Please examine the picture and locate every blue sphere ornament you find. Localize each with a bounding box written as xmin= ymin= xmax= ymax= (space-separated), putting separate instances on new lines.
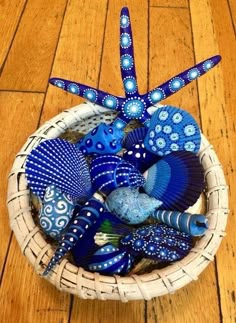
xmin=144 ymin=105 xmax=201 ymax=156
xmin=88 ymin=243 xmax=134 ymax=275
xmin=106 ymin=188 xmax=162 ymax=224
xmin=90 ymin=154 xmax=145 ymax=196
xmin=76 ymin=123 xmax=124 ymax=155
xmin=120 ymin=224 xmax=193 ymax=262
xmin=49 ymin=7 xmax=221 ymax=130
xmin=39 ymin=185 xmax=75 ymax=239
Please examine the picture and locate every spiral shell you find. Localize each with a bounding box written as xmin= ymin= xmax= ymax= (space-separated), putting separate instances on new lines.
xmin=90 ymin=154 xmax=145 ymax=195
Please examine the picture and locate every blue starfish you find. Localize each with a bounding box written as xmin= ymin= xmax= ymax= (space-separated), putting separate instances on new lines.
xmin=49 ymin=7 xmax=221 ymax=130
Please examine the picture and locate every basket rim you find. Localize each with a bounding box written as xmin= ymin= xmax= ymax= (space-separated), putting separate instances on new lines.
xmin=7 ymin=102 xmax=229 ymax=301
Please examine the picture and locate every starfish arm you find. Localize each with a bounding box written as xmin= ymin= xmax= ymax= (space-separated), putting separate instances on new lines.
xmin=139 ymin=109 xmax=152 ymax=128
xmin=141 ymin=55 xmax=222 ymax=107
xmin=49 ymin=77 xmax=125 ymax=110
xmin=110 ymin=112 xmax=131 ymax=130
xmin=120 ymin=7 xmax=139 ymax=98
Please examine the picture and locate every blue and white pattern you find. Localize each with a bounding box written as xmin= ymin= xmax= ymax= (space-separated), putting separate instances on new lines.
xmin=144 ymin=105 xmax=201 ymax=156
xmin=49 ymin=6 xmax=221 ymax=130
xmin=90 ymin=154 xmax=145 ymax=196
xmin=25 ymin=138 xmax=92 ymax=201
xmin=120 ymin=223 xmax=193 ymax=262
xmin=43 ymin=198 xmax=105 ymax=275
xmin=106 ymin=187 xmax=162 ymax=224
xmin=75 ymin=123 xmax=124 ymax=155
xmin=152 ymin=210 xmax=209 ymax=236
xmin=67 ymin=83 xmax=80 ymax=94
xmin=88 ymin=243 xmax=134 ymax=275
xmin=121 ymin=97 xmax=146 ymax=119
xmin=39 ymin=185 xmax=75 ymax=239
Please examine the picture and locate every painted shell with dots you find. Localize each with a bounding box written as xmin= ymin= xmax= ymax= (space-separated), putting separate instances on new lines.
xmin=89 ymin=154 xmax=145 ymax=196
xmin=43 ymin=198 xmax=105 ymax=276
xmin=88 ymin=243 xmax=134 ymax=275
xmin=25 ymin=138 xmax=92 ymax=201
xmin=144 ymin=105 xmax=201 ymax=156
xmin=120 ymin=223 xmax=193 ymax=262
xmin=76 ymin=123 xmax=124 ymax=155
xmin=39 ymin=185 xmax=75 ymax=239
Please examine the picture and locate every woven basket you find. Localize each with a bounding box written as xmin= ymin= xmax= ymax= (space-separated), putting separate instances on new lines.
xmin=7 ymin=102 xmax=229 ymax=301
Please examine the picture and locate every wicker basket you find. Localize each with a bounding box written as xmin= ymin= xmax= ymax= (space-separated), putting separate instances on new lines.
xmin=7 ymin=102 xmax=229 ymax=301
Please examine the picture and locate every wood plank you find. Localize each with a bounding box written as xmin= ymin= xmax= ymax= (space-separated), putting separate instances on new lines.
xmin=228 ymin=0 xmax=236 ymax=33
xmin=0 ymin=0 xmax=67 ymax=92
xmin=147 ymin=7 xmax=221 ymax=323
xmin=0 ymin=0 xmax=27 ymax=70
xmin=0 ymin=91 xmax=43 ymax=278
xmin=190 ymin=1 xmax=236 ymax=322
xmin=150 ymin=0 xmax=188 ymax=8
xmin=70 ymin=0 xmax=148 ymax=319
xmin=40 ymin=0 xmax=108 ymax=123
xmin=1 ymin=238 xmax=70 ymax=323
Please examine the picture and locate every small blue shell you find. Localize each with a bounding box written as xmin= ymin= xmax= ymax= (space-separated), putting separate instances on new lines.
xmin=76 ymin=123 xmax=124 ymax=155
xmin=39 ymin=185 xmax=75 ymax=239
xmin=106 ymin=188 xmax=162 ymax=224
xmin=123 ymin=142 xmax=160 ymax=173
xmin=122 ymin=127 xmax=147 ymax=149
xmin=88 ymin=243 xmax=134 ymax=275
xmin=144 ymin=105 xmax=201 ymax=156
xmin=120 ymin=223 xmax=193 ymax=262
xmin=25 ymin=138 xmax=92 ymax=202
xmin=90 ymin=154 xmax=145 ymax=195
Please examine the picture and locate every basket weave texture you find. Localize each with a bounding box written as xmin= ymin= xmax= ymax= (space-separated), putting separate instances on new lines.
xmin=7 ymin=102 xmax=229 ymax=301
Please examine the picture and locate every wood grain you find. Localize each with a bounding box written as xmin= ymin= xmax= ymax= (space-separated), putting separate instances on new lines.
xmin=228 ymin=0 xmax=236 ymax=33
xmin=40 ymin=0 xmax=108 ymax=123
xmin=147 ymin=7 xmax=220 ymax=323
xmin=0 ymin=91 xmax=43 ymax=279
xmin=0 ymin=0 xmax=67 ymax=92
xmin=150 ymin=0 xmax=188 ymax=8
xmin=0 ymin=0 xmax=27 ymax=71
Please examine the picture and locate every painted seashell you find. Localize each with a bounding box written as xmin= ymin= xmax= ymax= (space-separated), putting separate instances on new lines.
xmin=106 ymin=187 xmax=162 ymax=224
xmin=43 ymin=198 xmax=105 ymax=275
xmin=123 ymin=142 xmax=160 ymax=173
xmin=88 ymin=243 xmax=134 ymax=275
xmin=120 ymin=224 xmax=193 ymax=262
xmin=72 ymin=211 xmax=126 ymax=266
xmin=90 ymin=154 xmax=145 ymax=196
xmin=144 ymin=105 xmax=201 ymax=156
xmin=152 ymin=210 xmax=208 ymax=236
xmin=25 ymin=138 xmax=92 ymax=202
xmin=76 ymin=123 xmax=124 ymax=155
xmin=143 ymin=151 xmax=204 ymax=212
xmin=122 ymin=127 xmax=147 ymax=149
xmin=39 ymin=185 xmax=75 ymax=239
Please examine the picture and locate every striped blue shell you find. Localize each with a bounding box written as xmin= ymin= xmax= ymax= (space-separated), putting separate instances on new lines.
xmin=152 ymin=210 xmax=208 ymax=236
xmin=144 ymin=105 xmax=201 ymax=156
xmin=90 ymin=154 xmax=145 ymax=195
xmin=88 ymin=243 xmax=134 ymax=275
xmin=120 ymin=223 xmax=193 ymax=262
xmin=25 ymin=138 xmax=92 ymax=202
xmin=39 ymin=185 xmax=75 ymax=239
xmin=76 ymin=123 xmax=124 ymax=155
xmin=43 ymin=198 xmax=105 ymax=275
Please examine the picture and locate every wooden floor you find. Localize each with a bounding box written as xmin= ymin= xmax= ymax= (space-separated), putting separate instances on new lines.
xmin=0 ymin=0 xmax=235 ymax=322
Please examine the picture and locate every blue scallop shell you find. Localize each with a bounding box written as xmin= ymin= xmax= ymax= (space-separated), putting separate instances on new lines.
xmin=106 ymin=188 xmax=162 ymax=224
xmin=90 ymin=154 xmax=145 ymax=195
xmin=122 ymin=127 xmax=147 ymax=149
xmin=39 ymin=185 xmax=75 ymax=239
xmin=76 ymin=123 xmax=124 ymax=155
xmin=123 ymin=142 xmax=160 ymax=173
xmin=144 ymin=105 xmax=201 ymax=156
xmin=143 ymin=151 xmax=205 ymax=211
xmin=120 ymin=223 xmax=193 ymax=262
xmin=88 ymin=243 xmax=134 ymax=275
xmin=25 ymin=138 xmax=92 ymax=201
